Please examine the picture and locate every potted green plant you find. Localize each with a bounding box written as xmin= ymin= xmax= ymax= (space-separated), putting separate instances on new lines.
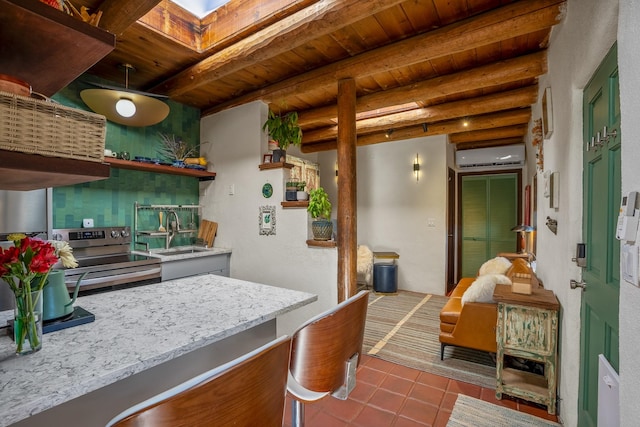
xmin=262 ymin=110 xmax=302 ymax=163
xmin=307 ymin=187 xmax=333 ymax=240
xmin=285 ymin=181 xmax=298 ymax=201
xmin=296 ymin=181 xmax=308 ymax=201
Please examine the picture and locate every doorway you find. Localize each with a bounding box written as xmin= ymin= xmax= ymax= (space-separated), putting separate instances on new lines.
xmin=457 ymin=171 xmax=521 ymax=279
xmin=578 ymin=43 xmax=620 ymax=426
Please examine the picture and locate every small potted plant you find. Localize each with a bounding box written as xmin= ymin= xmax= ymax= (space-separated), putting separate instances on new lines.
xmin=307 ymin=187 xmax=332 ymax=240
xmin=285 ymin=181 xmax=298 ymax=201
xmin=262 ymin=110 xmax=302 ymax=163
xmin=296 ymin=181 xmax=308 ymax=201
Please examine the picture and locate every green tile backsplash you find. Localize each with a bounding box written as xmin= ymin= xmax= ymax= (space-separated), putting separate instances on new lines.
xmin=51 ymin=75 xmax=202 ymax=243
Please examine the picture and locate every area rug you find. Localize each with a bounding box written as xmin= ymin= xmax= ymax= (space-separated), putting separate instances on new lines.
xmin=447 ymin=394 xmax=561 ymax=426
xmin=363 ymin=291 xmax=496 ymax=388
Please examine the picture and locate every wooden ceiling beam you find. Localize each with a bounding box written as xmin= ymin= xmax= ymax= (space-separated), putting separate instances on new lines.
xmin=204 ymin=0 xmax=564 ymax=116
xmin=152 ymin=0 xmax=407 ymax=96
xmin=301 ymin=109 xmax=531 ymax=153
xmin=302 ymin=85 xmax=538 ymax=143
xmin=299 ymin=51 xmax=545 ymax=128
xmin=97 ymin=0 xmax=162 ymax=36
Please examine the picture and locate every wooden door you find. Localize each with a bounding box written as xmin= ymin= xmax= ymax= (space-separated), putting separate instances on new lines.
xmin=579 ymin=43 xmax=620 ymax=426
xmin=446 ymin=168 xmax=456 ymax=294
xmin=458 ymin=172 xmax=520 ymax=278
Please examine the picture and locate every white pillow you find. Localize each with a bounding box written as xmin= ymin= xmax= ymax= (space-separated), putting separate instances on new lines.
xmin=478 ymin=256 xmax=512 ymax=276
xmin=461 ymin=274 xmax=512 ymax=305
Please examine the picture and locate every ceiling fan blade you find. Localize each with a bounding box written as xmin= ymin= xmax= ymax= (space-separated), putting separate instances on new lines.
xmin=86 ymin=81 xmax=169 ymax=99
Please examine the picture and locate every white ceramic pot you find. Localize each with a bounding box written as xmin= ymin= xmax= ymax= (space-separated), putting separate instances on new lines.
xmin=297 ymin=191 xmax=308 ymax=201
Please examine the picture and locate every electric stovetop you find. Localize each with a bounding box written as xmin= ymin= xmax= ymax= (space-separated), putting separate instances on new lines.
xmin=5 ymin=306 xmax=95 ymax=338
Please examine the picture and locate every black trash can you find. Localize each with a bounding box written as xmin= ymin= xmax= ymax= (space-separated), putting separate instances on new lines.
xmin=373 ymin=263 xmax=398 ymax=293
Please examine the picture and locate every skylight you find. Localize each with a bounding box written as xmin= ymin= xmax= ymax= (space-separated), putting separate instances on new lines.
xmin=171 ymin=0 xmax=231 ymax=18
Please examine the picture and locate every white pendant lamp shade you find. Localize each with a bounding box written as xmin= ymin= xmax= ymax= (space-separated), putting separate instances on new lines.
xmin=80 ymin=89 xmax=169 ymax=127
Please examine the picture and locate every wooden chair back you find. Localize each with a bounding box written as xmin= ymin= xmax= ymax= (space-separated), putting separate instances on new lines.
xmin=106 ymin=336 xmax=291 ymax=427
xmin=289 ymin=290 xmax=369 ymax=396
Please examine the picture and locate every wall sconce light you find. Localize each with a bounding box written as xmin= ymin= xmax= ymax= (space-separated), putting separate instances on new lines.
xmin=413 ymin=153 xmax=420 ymax=181
xmin=462 ymin=118 xmax=469 ymax=128
xmin=422 ymin=123 xmax=428 ymax=132
xmin=385 ymin=129 xmax=394 ymax=138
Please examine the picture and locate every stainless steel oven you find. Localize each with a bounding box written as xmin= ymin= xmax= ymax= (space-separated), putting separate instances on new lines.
xmin=52 ymin=226 xmax=161 ymax=293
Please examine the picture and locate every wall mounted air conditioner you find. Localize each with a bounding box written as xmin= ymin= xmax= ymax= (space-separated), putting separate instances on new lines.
xmin=455 ymin=144 xmax=525 ymax=169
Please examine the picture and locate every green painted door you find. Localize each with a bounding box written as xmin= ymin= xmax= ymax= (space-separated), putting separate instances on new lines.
xmin=579 ymin=43 xmax=620 ymax=426
xmin=460 ymin=173 xmax=518 ymax=278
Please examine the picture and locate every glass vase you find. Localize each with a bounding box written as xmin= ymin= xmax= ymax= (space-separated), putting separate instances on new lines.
xmin=14 ymin=289 xmax=43 ymax=355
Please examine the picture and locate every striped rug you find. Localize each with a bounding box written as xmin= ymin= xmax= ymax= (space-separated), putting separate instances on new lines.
xmin=447 ymin=394 xmax=561 ymax=426
xmin=363 ymin=291 xmax=496 ymax=388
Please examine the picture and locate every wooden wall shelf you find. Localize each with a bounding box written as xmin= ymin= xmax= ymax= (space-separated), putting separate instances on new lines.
xmin=259 ymin=162 xmax=294 ymax=170
xmin=1 ymin=0 xmax=116 ymax=96
xmin=306 ymin=240 xmax=337 ymax=248
xmin=106 ymin=158 xmax=216 ymax=181
xmin=282 ymin=201 xmax=308 ymax=208
xmin=0 ymin=150 xmax=110 ymax=191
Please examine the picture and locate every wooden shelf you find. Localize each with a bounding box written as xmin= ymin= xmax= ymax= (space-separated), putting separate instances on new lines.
xmin=1 ymin=0 xmax=116 ymax=96
xmin=282 ymin=201 xmax=308 ymax=208
xmin=0 ymin=150 xmax=110 ymax=191
xmin=106 ymin=158 xmax=216 ymax=181
xmin=259 ymin=162 xmax=294 ymax=170
xmin=306 ymin=239 xmax=337 ymax=248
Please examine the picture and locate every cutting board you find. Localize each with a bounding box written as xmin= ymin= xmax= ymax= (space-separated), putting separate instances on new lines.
xmin=197 ymin=220 xmax=217 ymax=248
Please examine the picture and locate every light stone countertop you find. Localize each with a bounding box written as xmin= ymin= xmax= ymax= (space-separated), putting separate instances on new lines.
xmin=0 ymin=274 xmax=316 ymax=427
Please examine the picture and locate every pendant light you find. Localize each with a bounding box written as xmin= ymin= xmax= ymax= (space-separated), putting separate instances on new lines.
xmin=80 ymin=64 xmax=170 ymax=127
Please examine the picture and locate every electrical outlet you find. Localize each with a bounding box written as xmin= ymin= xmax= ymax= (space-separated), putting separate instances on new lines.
xmin=227 ymin=184 xmax=235 ymax=195
xmin=82 ymin=218 xmax=94 ymax=228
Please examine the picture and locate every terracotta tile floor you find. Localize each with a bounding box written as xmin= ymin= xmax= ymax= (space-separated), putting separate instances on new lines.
xmin=283 ymin=354 xmax=559 ymax=427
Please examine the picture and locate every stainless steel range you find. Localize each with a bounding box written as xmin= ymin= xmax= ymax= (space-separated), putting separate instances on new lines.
xmin=52 ymin=226 xmax=161 ymax=293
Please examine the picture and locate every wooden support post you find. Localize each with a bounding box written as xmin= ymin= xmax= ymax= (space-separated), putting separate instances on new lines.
xmin=337 ymin=78 xmax=357 ymax=302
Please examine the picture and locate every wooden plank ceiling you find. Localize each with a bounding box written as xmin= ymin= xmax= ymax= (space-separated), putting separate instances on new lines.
xmin=75 ymin=0 xmax=566 ymax=152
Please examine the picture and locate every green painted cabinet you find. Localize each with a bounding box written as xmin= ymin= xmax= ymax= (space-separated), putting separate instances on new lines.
xmin=494 ymin=285 xmax=559 ymax=414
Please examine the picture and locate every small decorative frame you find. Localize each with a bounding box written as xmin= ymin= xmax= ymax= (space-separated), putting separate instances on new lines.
xmin=262 ymin=154 xmax=272 ymax=164
xmin=549 ymin=171 xmax=559 ymax=209
xmin=542 ymin=87 xmax=553 ymax=139
xmin=259 ymin=205 xmax=276 ymax=235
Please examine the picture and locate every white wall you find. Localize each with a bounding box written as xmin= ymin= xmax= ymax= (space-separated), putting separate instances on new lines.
xmin=199 ymin=101 xmax=337 ymax=335
xmin=530 ymin=0 xmax=618 ymax=425
xmin=316 ymin=136 xmax=449 ymax=295
xmin=618 ymin=1 xmax=640 ymax=425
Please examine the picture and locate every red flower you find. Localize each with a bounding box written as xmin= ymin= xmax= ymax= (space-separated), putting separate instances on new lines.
xmin=0 ymin=237 xmax=60 ymax=293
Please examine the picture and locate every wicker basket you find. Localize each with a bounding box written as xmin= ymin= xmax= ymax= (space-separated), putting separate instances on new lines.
xmin=0 ymin=91 xmax=106 ymax=162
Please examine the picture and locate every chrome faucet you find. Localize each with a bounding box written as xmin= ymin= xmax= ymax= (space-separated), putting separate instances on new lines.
xmin=166 ymin=210 xmax=181 ymax=248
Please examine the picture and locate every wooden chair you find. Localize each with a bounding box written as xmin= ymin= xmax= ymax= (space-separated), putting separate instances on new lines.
xmin=288 ymin=290 xmax=369 ymax=427
xmin=106 ymin=335 xmax=291 ymax=427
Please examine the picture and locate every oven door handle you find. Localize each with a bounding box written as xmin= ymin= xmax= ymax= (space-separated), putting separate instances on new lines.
xmin=71 ymin=267 xmax=162 ymax=286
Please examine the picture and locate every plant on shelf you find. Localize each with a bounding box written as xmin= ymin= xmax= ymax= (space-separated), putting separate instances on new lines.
xmin=158 ymin=133 xmax=199 ymax=167
xmin=307 ymin=187 xmax=333 ymax=240
xmin=296 ymin=181 xmax=308 ymax=201
xmin=262 ymin=110 xmax=302 ymax=163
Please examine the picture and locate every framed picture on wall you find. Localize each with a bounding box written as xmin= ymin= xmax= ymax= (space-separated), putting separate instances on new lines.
xmin=542 ymin=87 xmax=553 ymax=139
xmin=259 ymin=205 xmax=276 ymax=235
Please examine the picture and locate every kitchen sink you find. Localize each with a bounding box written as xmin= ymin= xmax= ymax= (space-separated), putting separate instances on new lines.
xmin=151 ymin=247 xmax=211 ymax=256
